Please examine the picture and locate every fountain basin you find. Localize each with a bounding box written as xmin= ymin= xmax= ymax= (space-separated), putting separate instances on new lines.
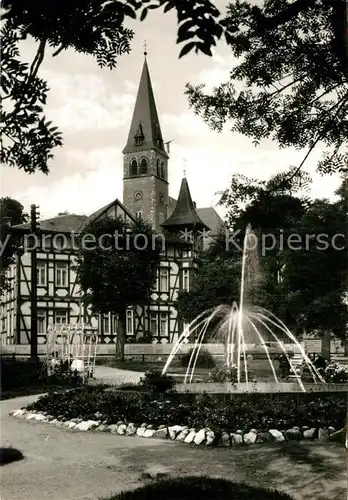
xmin=174 ymin=382 xmax=348 ymax=393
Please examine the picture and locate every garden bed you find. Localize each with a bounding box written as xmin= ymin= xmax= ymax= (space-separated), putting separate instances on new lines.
xmin=13 ymin=385 xmax=345 ymax=446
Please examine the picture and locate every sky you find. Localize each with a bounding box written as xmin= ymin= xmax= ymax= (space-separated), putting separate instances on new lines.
xmin=1 ymin=3 xmax=342 ymax=221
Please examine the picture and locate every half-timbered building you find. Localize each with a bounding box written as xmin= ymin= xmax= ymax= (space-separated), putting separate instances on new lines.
xmin=0 ymin=54 xmax=223 ymax=346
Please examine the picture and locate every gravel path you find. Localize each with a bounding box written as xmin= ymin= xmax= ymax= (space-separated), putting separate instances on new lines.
xmin=1 ymin=391 xmax=346 ymax=500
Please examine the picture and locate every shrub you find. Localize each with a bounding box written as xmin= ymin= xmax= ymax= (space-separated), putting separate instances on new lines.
xmin=0 ymin=356 xmax=82 ymax=396
xmin=180 ymin=348 xmax=216 ymax=369
xmin=0 ymin=357 xmax=43 ymax=391
xmin=208 ymin=365 xmax=241 ymax=383
xmin=104 ymin=476 xmax=294 ymax=500
xmin=324 ymin=362 xmax=348 ymax=383
xmin=138 ymin=370 xmax=176 ymax=393
xmin=0 ymin=447 xmax=24 ymax=466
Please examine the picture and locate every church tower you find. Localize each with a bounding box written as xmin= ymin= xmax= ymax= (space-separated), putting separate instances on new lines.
xmin=123 ymin=52 xmax=169 ymax=231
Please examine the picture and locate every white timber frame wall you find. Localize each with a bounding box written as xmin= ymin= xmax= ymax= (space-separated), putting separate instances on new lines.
xmin=0 ymin=201 xmax=198 ymax=346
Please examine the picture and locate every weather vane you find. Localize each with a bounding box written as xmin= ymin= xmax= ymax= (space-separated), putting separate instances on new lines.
xmin=143 ymin=40 xmax=147 ymax=57
xmin=183 ymin=158 xmax=187 ymax=177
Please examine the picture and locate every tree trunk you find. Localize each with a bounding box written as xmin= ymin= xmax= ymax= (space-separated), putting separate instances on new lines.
xmin=115 ymin=310 xmax=126 ymax=361
xmin=321 ymin=330 xmax=331 ymax=361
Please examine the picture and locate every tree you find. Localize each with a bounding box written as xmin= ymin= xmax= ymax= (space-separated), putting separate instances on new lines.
xmin=177 ymin=170 xmax=347 ymax=356
xmin=75 ymin=215 xmax=162 ymax=359
xmin=279 ymin=196 xmax=347 ymax=357
xmin=1 ymin=0 xmax=227 ymax=173
xmin=0 ymin=197 xmax=28 ymax=295
xmin=186 ymin=0 xmax=348 ymax=176
xmin=176 ymin=256 xmax=241 ymax=324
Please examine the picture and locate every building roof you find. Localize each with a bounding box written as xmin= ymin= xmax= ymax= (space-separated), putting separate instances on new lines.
xmin=162 ymin=177 xmax=209 ymax=231
xmin=13 ymin=199 xmax=135 ymax=234
xmin=168 ymin=197 xmax=223 ymax=235
xmin=196 ymin=207 xmax=224 ymax=234
xmin=122 ymin=58 xmax=168 ymax=157
xmin=13 ymin=214 xmax=87 ymax=233
xmin=77 ymin=199 xmax=134 ymax=231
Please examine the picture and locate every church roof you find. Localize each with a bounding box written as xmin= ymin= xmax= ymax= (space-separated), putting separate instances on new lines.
xmin=162 ymin=177 xmax=209 ymax=231
xmin=123 ymin=58 xmax=168 ymax=157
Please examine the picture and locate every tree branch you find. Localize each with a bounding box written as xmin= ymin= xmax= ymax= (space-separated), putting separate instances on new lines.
xmin=253 ymin=0 xmax=316 ymax=33
xmin=288 ymin=93 xmax=348 ymax=180
xmin=52 ymin=44 xmax=66 ymax=57
xmin=5 ymin=38 xmax=47 ymax=123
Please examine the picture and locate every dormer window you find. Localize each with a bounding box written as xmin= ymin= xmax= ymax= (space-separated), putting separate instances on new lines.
xmin=140 ymin=158 xmax=148 ymax=174
xmin=134 ymin=122 xmax=144 ymax=146
xmin=130 ymin=159 xmax=138 ymax=176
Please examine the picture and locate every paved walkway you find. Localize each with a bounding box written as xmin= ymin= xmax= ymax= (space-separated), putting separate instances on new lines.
xmin=1 ymin=394 xmax=346 ymax=500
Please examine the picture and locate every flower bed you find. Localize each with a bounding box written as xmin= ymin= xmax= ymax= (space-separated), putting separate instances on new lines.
xmin=9 ymin=385 xmax=344 ymax=446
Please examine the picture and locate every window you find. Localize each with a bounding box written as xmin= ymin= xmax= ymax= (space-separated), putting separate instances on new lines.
xmin=160 ymin=161 xmax=165 ymax=179
xmin=37 ymin=310 xmax=46 ymax=334
xmin=134 ymin=123 xmax=144 ymax=145
xmin=53 ymin=235 xmax=65 ymax=251
xmin=135 ymin=211 xmax=142 ymax=219
xmin=9 ymin=313 xmax=12 ymax=335
xmin=42 ymin=234 xmax=52 ymax=250
xmin=156 ymin=158 xmax=160 ymax=177
xmin=159 ymin=314 xmax=168 ymax=336
xmin=159 ymin=269 xmax=169 ymax=292
xmin=56 ymin=262 xmax=68 ymax=287
xmin=126 ymin=310 xmax=134 ymax=335
xmin=130 ymin=159 xmax=138 ymax=176
xmin=150 ymin=312 xmax=158 ymax=335
xmin=103 ymin=313 xmax=110 ymax=334
xmin=140 ymin=158 xmax=148 ymax=174
xmin=37 ymin=262 xmax=47 ymax=286
xmin=182 ymin=269 xmax=189 ymax=291
xmin=55 ymin=310 xmax=68 ymax=325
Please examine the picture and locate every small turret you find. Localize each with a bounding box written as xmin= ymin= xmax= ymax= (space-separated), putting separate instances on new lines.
xmin=161 ymin=177 xmax=208 ymax=233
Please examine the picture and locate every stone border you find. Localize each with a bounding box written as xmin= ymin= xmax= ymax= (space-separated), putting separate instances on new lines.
xmin=9 ymin=408 xmax=345 ymax=446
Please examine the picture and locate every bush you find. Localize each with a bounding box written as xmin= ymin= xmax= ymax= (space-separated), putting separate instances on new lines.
xmin=0 ymin=357 xmax=43 ymax=391
xmin=27 ymin=386 xmax=346 ymax=433
xmin=208 ymin=365 xmax=244 ymax=383
xmin=0 ymin=447 xmax=24 ymax=466
xmin=138 ymin=370 xmax=176 ymax=393
xmin=180 ymin=348 xmax=216 ymax=369
xmin=324 ymin=362 xmax=348 ymax=383
xmin=0 ymin=356 xmax=83 ymax=400
xmin=104 ymin=476 xmax=294 ymax=500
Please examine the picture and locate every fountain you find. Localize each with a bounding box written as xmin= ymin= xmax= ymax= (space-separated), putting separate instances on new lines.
xmin=162 ymin=224 xmax=326 ymax=392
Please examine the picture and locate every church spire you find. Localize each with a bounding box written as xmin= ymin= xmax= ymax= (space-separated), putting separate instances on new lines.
xmin=161 ymin=177 xmax=208 ymax=232
xmin=122 ymin=56 xmax=168 ymax=157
